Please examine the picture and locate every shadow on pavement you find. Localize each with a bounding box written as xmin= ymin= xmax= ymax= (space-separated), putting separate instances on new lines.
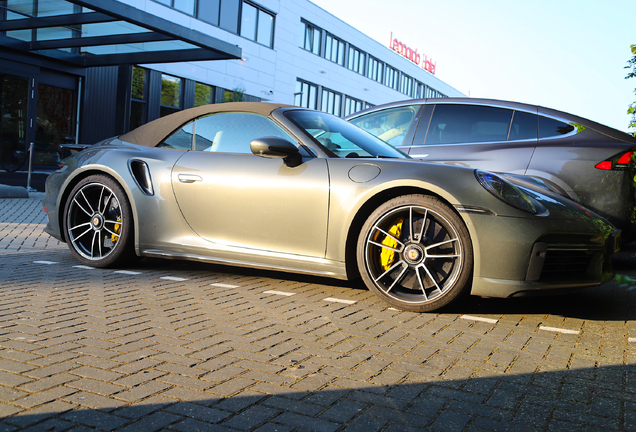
xmin=2 ymin=364 xmax=634 ymax=431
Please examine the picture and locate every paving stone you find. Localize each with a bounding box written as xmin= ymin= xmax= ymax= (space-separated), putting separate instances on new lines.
xmin=165 ymin=401 xmax=231 ymax=423
xmin=4 ymin=401 xmax=75 ymax=427
xmin=113 ymin=394 xmax=174 ymax=419
xmin=63 ymin=391 xmax=127 ymax=411
xmin=158 ymin=373 xmax=213 ymax=390
xmin=319 ymin=399 xmax=367 ymax=423
xmin=170 ymin=417 xmax=235 ymax=432
xmin=1 ymin=197 xmax=636 ymax=432
xmin=113 ymin=369 xmax=167 ymax=388
xmin=272 ymin=411 xmax=340 ymax=432
xmin=114 ymin=381 xmax=172 ymax=403
xmin=13 ymin=385 xmax=77 ymax=409
xmin=201 ymin=366 xmax=247 ymax=384
xmin=65 ymin=377 xmax=125 ymax=396
xmin=0 ymin=370 xmax=32 ymax=387
xmin=0 ymin=401 xmax=23 ymax=417
xmin=60 ymin=408 xmax=130 ymax=429
xmin=342 ymin=414 xmax=387 ymax=432
xmin=18 ymin=417 xmax=75 ymax=432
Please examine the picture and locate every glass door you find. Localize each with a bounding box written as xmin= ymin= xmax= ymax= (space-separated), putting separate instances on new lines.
xmin=35 ymin=83 xmax=76 ymax=167
xmin=0 ymin=73 xmax=30 ymax=171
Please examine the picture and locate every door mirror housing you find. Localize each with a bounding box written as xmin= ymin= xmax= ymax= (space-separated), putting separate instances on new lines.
xmin=250 ymin=137 xmax=302 ymax=167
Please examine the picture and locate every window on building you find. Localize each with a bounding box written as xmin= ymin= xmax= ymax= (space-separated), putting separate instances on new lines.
xmin=301 ymin=21 xmax=321 ymax=55
xmin=295 ymin=80 xmax=318 ymax=110
xmin=321 ymin=88 xmax=342 ymax=116
xmin=324 ymin=33 xmax=345 ymax=66
xmin=153 ymin=0 xmax=196 ymax=16
xmin=198 ymin=0 xmax=240 ymax=33
xmin=194 ymin=82 xmax=214 ymax=107
xmin=219 ymin=0 xmax=240 ymax=33
xmin=160 ymin=73 xmax=182 ymax=117
xmin=198 ymin=0 xmax=221 ymax=26
xmin=347 ymin=46 xmax=366 ymax=75
xmin=256 ymin=8 xmax=274 ymax=46
xmin=384 ymin=65 xmax=399 ymax=91
xmin=240 ymin=2 xmax=274 ymax=47
xmin=240 ymin=3 xmax=257 ymax=41
xmin=213 ymin=86 xmax=261 ymax=103
xmin=343 ymin=96 xmax=364 ymax=117
xmin=367 ymin=56 xmax=383 ymax=83
xmin=415 ymin=82 xmax=427 ymax=99
xmin=400 ymin=74 xmax=414 ymax=96
xmin=130 ymin=66 xmax=147 ymax=130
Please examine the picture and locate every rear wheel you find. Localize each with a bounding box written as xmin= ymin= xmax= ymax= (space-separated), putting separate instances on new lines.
xmin=63 ymin=174 xmax=136 ymax=268
xmin=357 ymin=195 xmax=473 ymax=312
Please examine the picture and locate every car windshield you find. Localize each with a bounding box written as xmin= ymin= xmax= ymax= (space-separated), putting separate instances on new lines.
xmin=285 ymin=110 xmax=408 ymax=159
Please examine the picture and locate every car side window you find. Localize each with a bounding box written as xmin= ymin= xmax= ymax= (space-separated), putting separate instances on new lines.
xmin=538 ymin=116 xmax=575 ymax=138
xmin=509 ymin=111 xmax=538 ymax=141
xmin=425 ymin=104 xmax=513 ymax=145
xmin=193 ymin=112 xmax=296 ymax=153
xmin=348 ymin=105 xmax=418 ymax=146
xmin=158 ymin=122 xmax=195 ymax=150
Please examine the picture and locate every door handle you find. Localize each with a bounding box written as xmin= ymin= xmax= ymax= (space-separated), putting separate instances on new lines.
xmin=178 ymin=174 xmax=202 ymax=183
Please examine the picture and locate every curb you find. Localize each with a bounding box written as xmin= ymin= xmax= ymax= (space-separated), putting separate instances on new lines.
xmin=0 ymin=184 xmax=29 ymax=198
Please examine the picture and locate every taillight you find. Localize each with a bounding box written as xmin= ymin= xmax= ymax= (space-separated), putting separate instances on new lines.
xmin=617 ymin=151 xmax=635 ymax=165
xmin=595 ymin=161 xmax=612 ymax=170
xmin=595 ymin=151 xmax=636 ymax=170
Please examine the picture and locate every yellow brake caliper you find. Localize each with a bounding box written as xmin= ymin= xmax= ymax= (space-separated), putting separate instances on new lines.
xmin=111 ymin=216 xmax=121 ymax=243
xmin=380 ymin=218 xmax=403 ymax=270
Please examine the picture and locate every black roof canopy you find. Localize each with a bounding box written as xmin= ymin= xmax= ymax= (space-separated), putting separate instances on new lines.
xmin=0 ymin=0 xmax=242 ymax=67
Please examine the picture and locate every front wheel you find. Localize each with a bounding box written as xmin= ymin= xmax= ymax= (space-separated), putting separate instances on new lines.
xmin=357 ymin=195 xmax=473 ymax=312
xmin=63 ymin=174 xmax=136 ymax=268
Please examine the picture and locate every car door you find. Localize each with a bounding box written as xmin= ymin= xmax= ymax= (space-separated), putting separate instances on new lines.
xmin=170 ymin=112 xmax=330 ymax=258
xmin=409 ymin=103 xmax=538 ymax=174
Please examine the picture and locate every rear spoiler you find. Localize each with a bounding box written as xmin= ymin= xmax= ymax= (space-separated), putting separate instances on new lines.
xmin=59 ymin=143 xmax=93 ymax=158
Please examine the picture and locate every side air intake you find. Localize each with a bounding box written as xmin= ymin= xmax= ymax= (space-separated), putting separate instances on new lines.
xmin=130 ymin=160 xmax=154 ymax=196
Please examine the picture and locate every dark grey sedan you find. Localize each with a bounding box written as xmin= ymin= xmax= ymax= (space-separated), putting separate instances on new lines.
xmin=347 ymin=98 xmax=636 ymax=241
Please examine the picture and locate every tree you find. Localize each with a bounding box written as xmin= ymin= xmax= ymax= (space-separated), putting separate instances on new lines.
xmin=224 ymin=87 xmax=246 ymax=102
xmin=626 ymin=44 xmax=636 ymax=132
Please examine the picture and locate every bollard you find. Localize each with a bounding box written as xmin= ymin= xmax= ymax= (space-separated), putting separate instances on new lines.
xmin=26 ymin=142 xmax=35 ymax=193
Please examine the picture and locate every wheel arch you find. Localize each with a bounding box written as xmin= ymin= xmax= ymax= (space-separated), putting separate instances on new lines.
xmin=57 ymin=167 xmax=138 ymax=248
xmin=343 ymin=186 xmax=467 ymax=280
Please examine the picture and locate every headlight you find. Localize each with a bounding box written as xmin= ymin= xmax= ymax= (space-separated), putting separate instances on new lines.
xmin=475 ymin=170 xmax=537 ymax=214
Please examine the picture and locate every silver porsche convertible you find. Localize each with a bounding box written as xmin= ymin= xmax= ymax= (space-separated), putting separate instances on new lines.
xmin=43 ymin=103 xmax=621 ymax=312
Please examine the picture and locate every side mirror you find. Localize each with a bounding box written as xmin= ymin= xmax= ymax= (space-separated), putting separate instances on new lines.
xmin=250 ymin=136 xmax=302 ymax=167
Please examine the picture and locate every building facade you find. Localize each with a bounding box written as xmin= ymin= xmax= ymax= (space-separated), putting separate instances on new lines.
xmin=0 ymin=0 xmax=462 ymax=173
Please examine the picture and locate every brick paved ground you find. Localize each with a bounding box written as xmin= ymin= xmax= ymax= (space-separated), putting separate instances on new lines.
xmin=1 ymin=193 xmax=636 ymax=431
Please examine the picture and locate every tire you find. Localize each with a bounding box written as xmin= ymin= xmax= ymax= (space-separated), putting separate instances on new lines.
xmin=356 ymin=194 xmax=473 ymax=312
xmin=63 ymin=174 xmax=137 ymax=268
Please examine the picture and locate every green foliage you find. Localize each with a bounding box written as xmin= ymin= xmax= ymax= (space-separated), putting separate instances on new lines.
xmin=131 ymin=67 xmax=145 ymax=100
xmin=161 ymin=79 xmax=180 ymax=107
xmin=626 ymin=44 xmax=636 ymax=132
xmin=572 ymin=123 xmax=587 ymax=133
xmin=616 ymin=274 xmax=636 ymax=290
xmin=224 ymin=87 xmax=246 ymax=103
xmin=194 ymin=83 xmax=212 ymax=107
